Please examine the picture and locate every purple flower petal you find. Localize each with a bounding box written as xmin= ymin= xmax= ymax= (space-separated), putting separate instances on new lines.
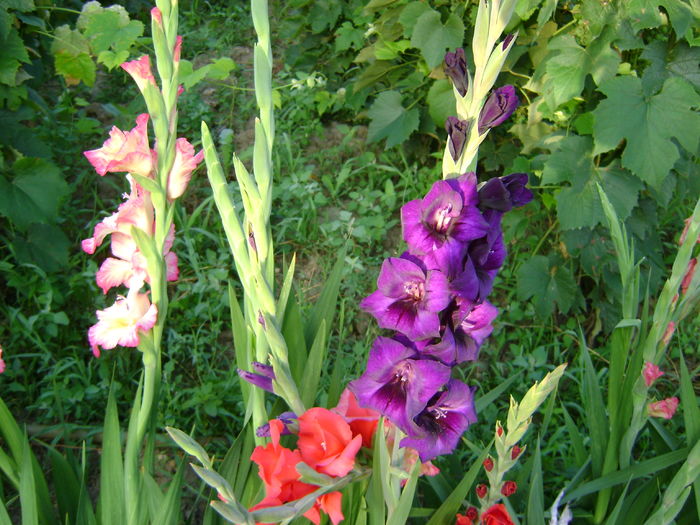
xmin=444 ymin=48 xmax=468 ymax=97
xmin=446 ymin=117 xmax=470 ymax=161
xmin=478 ymin=85 xmax=519 ymax=134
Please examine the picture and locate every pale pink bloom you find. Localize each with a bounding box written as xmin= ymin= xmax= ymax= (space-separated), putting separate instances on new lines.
xmin=88 ymin=290 xmax=158 ymax=357
xmin=151 ymin=7 xmax=162 ymax=25
xmin=166 ymin=138 xmax=204 ymax=200
xmin=643 ymin=362 xmax=664 ymax=387
xmin=84 ymin=114 xmax=155 ymax=177
xmin=121 ymin=56 xmax=157 ymax=92
xmin=662 ymin=321 xmax=676 ymax=346
xmin=648 ymin=397 xmax=679 ymax=419
xmin=0 ymin=345 xmax=5 ymax=374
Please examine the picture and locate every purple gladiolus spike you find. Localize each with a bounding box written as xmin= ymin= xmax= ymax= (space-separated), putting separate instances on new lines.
xmin=349 ymin=337 xmax=451 ymax=433
xmin=238 ymin=361 xmax=275 ymax=392
xmin=478 ymin=173 xmax=533 ymax=212
xmin=478 ymin=85 xmax=519 ymax=134
xmin=401 ymin=177 xmax=488 ymax=256
xmin=425 ymin=242 xmax=480 ymax=301
xmin=444 ymin=48 xmax=468 ymax=97
xmin=445 ymin=117 xmax=470 ymax=162
xmin=401 ymin=379 xmax=477 ymax=461
xmin=360 ymin=255 xmax=452 ymax=340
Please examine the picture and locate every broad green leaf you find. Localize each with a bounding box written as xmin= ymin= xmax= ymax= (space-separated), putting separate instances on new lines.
xmin=398 ymin=2 xmax=431 ymax=37
xmin=0 ymin=158 xmax=68 ymax=230
xmin=97 ymin=49 xmax=130 ymax=70
xmin=100 ymin=387 xmax=125 ymax=525
xmin=625 ymin=0 xmax=694 ymax=39
xmin=592 ymin=76 xmax=700 ymax=188
xmin=51 ymin=25 xmax=90 ymax=56
xmin=207 ymin=57 xmax=236 ymax=80
xmin=410 ymin=9 xmax=464 ymax=68
xmin=12 ymin=223 xmax=69 ymax=272
xmin=0 ymin=27 xmax=29 ymax=86
xmin=641 ymin=41 xmax=700 ymax=94
xmin=516 ymin=255 xmax=579 ymax=317
xmin=426 ymin=79 xmax=456 ymax=127
xmin=367 ymin=91 xmax=420 ymax=148
xmin=5 ymin=0 xmax=35 ymax=12
xmin=540 ymin=33 xmax=619 ymax=109
xmin=84 ymin=10 xmax=143 ymax=54
xmin=335 ymin=22 xmax=364 ymax=52
xmin=54 ymin=51 xmax=96 ymax=86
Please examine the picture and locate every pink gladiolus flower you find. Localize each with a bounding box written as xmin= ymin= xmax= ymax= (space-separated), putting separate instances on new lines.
xmin=84 ymin=114 xmax=155 ymax=177
xmin=643 ymin=362 xmax=664 ymax=387
xmin=151 ymin=7 xmax=162 ymax=25
xmin=88 ymin=290 xmax=157 ymax=357
xmin=648 ymin=397 xmax=679 ymax=419
xmin=166 ymin=138 xmax=204 ymax=200
xmin=121 ymin=56 xmax=157 ymax=92
xmin=174 ymin=35 xmax=182 ymax=64
xmin=0 ymin=345 xmax=5 ymax=374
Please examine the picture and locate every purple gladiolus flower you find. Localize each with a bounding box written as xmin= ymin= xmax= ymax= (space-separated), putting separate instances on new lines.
xmin=478 ymin=173 xmax=533 ymax=212
xmin=256 ymin=411 xmax=296 ymax=437
xmin=444 ymin=48 xmax=468 ymax=97
xmin=452 ymin=299 xmax=498 ymax=360
xmin=237 ymin=361 xmax=275 ymax=392
xmin=469 ymin=230 xmax=506 ymax=300
xmin=360 ymin=255 xmax=452 ymax=340
xmin=445 ymin=117 xmax=470 ymax=162
xmin=478 ymin=85 xmax=519 ymax=134
xmin=401 ymin=175 xmax=488 ymax=256
xmin=349 ymin=337 xmax=451 ymax=432
xmin=401 ymin=379 xmax=477 ymax=461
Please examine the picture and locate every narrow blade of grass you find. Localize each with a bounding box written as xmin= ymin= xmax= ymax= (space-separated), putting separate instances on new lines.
xmin=100 ymin=386 xmax=125 ymax=525
xmin=527 ymin=437 xmax=544 ymax=525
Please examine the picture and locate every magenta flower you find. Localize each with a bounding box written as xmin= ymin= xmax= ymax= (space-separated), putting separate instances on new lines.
xmin=349 ymin=337 xmax=451 ymax=432
xmin=648 ymin=397 xmax=679 ymax=419
xmin=478 ymin=85 xmax=519 ymax=134
xmin=360 ymin=255 xmax=451 ymax=340
xmin=401 ymin=175 xmax=488 ymax=256
xmin=643 ymin=362 xmax=664 ymax=387
xmin=400 ymin=379 xmax=477 ymax=461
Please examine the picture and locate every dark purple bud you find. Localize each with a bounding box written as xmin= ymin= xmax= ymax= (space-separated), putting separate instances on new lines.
xmin=257 ymin=311 xmax=266 ymax=329
xmin=238 ymin=362 xmax=275 ymax=393
xmin=444 ymin=48 xmax=468 ymax=97
xmin=256 ymin=412 xmax=297 ymax=437
xmin=248 ymin=228 xmax=257 ymax=254
xmin=502 ymin=33 xmax=515 ymax=50
xmin=445 ymin=117 xmax=470 ymax=162
xmin=478 ymin=85 xmax=519 ymax=134
xmin=478 ymin=173 xmax=533 ymax=212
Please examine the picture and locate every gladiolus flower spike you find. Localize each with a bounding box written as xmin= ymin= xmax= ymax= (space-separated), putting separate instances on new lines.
xmin=351 ymin=171 xmax=533 ymax=460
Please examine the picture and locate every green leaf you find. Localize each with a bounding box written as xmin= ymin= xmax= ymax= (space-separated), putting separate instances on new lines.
xmin=54 ymin=51 xmax=96 ymax=86
xmin=300 ymin=320 xmax=327 ymax=408
xmin=367 ymin=91 xmax=420 ymax=148
xmin=516 ymin=255 xmax=579 ymax=317
xmin=51 ymin=25 xmax=90 ymax=56
xmin=19 ymin=438 xmax=38 ymax=525
xmin=527 ymin=438 xmax=544 ymax=525
xmin=0 ymin=27 xmax=29 ymax=86
xmin=207 ymin=57 xmax=236 ymax=80
xmin=641 ymin=41 xmax=700 ymax=94
xmin=0 ymin=158 xmax=68 ymax=230
xmin=398 ymin=1 xmax=431 ymax=37
xmin=540 ymin=33 xmax=619 ymax=109
xmin=100 ymin=386 xmax=125 ymax=525
xmin=335 ymin=22 xmax=364 ymax=52
xmin=592 ymin=76 xmax=700 ymax=188
xmin=410 ymin=9 xmax=464 ymax=68
xmin=426 ymin=79 xmax=456 ymax=127
xmin=84 ymin=10 xmax=143 ymax=55
xmin=579 ymin=338 xmax=608 ymax=477
xmin=97 ymin=49 xmax=130 ymax=70
xmin=12 ymin=223 xmax=70 ymax=272
xmin=625 ymin=0 xmax=694 ymax=38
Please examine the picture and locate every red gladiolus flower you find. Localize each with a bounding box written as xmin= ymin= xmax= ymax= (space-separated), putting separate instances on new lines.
xmin=483 ymin=457 xmax=494 ymax=472
xmin=501 ymin=480 xmax=517 ymax=497
xmin=297 ymin=407 xmax=362 ymax=477
xmin=481 ymin=504 xmax=514 ymax=525
xmin=476 ymin=484 xmax=488 ymax=499
xmin=455 ymin=513 xmax=473 ymax=525
xmin=332 ymin=388 xmax=380 ymax=448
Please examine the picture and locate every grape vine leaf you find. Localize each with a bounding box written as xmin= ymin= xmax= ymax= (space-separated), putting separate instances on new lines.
xmin=367 ymin=90 xmax=419 ymax=148
xmin=84 ymin=10 xmax=143 ymax=55
xmin=641 ymin=41 xmax=700 ymax=95
xmin=0 ymin=27 xmax=29 ymax=86
xmin=0 ymin=158 xmax=68 ymax=230
xmin=399 ymin=1 xmax=431 ymax=37
xmin=54 ymin=52 xmax=95 ymax=86
xmin=410 ymin=9 xmax=464 ymax=68
xmin=426 ymin=79 xmax=455 ymax=127
xmin=540 ymin=33 xmax=619 ymax=109
xmin=13 ymin=223 xmax=70 ymax=272
xmin=542 ymin=135 xmax=643 ymax=230
xmin=625 ymin=0 xmax=694 ymax=40
xmin=517 ymin=255 xmax=579 ymax=318
xmin=592 ymin=76 xmax=700 ymax=189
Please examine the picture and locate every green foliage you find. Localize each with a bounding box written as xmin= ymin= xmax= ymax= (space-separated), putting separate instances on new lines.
xmin=516 ymin=255 xmax=579 ymax=318
xmin=367 ymin=90 xmax=420 ymax=148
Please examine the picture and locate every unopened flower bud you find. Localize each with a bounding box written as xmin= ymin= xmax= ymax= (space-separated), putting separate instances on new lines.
xmin=151 ymin=7 xmax=163 ymax=25
xmin=237 ymin=361 xmax=275 ymax=392
xmin=444 ymin=48 xmax=468 ymax=97
xmin=661 ymin=321 xmax=676 ymax=346
xmin=483 ymin=457 xmax=494 ymax=472
xmin=496 ymin=423 xmax=503 ymax=437
xmin=465 ymin=507 xmax=478 ymax=520
xmin=681 ymin=257 xmax=697 ymax=295
xmin=174 ymin=35 xmax=183 ymax=64
xmin=121 ymin=56 xmax=157 ymax=93
xmin=478 ymin=85 xmax=519 ymax=134
xmin=511 ymin=445 xmax=522 ymax=460
xmin=445 ymin=116 xmax=469 ymax=162
xmin=476 ymin=484 xmax=488 ymax=499
xmin=502 ymin=33 xmax=516 ymax=50
xmin=501 ymin=480 xmax=517 ymax=497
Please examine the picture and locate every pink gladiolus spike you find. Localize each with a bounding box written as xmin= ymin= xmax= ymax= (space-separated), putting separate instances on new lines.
xmin=151 ymin=7 xmax=162 ymax=25
xmin=166 ymin=138 xmax=204 ymax=200
xmin=121 ymin=56 xmax=157 ymax=92
xmin=88 ymin=290 xmax=157 ymax=356
xmin=174 ymin=36 xmax=183 ymax=63
xmin=84 ymin=114 xmax=155 ymax=177
xmin=648 ymin=397 xmax=679 ymax=419
xmin=96 ymin=257 xmax=135 ymax=294
xmin=643 ymin=362 xmax=664 ymax=387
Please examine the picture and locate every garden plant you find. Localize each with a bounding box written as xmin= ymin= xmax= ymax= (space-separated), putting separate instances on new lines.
xmin=0 ymin=0 xmax=698 ymax=524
